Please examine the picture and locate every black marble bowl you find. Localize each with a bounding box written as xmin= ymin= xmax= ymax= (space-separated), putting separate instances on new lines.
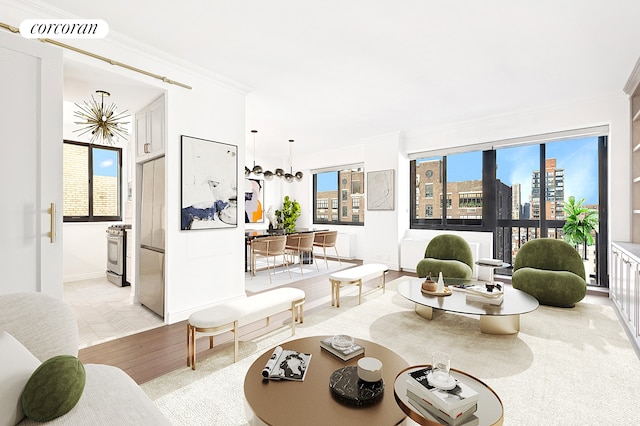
xmin=329 ymin=366 xmax=384 ymax=407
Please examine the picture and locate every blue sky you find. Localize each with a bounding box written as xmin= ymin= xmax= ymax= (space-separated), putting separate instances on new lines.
xmin=93 ymin=148 xmax=118 ymax=177
xmin=317 ymin=170 xmax=338 ymax=192
xmin=447 ymin=137 xmax=599 ymax=205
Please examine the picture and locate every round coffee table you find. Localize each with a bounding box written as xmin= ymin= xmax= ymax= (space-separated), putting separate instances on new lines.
xmin=394 ymin=365 xmax=504 ymax=425
xmin=244 ymin=336 xmax=409 ymax=425
xmin=397 ymin=278 xmax=539 ymax=334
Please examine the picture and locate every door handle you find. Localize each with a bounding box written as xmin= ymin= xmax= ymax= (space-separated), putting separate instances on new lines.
xmin=48 ymin=202 xmax=56 ymax=243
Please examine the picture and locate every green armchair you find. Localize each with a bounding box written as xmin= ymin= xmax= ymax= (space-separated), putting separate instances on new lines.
xmin=416 ymin=234 xmax=474 ymax=279
xmin=512 ymin=238 xmax=587 ymax=307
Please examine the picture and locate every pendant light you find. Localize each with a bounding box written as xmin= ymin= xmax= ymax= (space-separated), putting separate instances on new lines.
xmin=73 ymin=90 xmax=129 ymax=145
xmin=249 ymin=130 xmax=263 ymax=175
xmin=286 ymin=139 xmax=304 ymax=182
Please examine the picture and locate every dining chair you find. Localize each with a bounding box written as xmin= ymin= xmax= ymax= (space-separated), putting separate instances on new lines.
xmin=285 ymin=233 xmax=318 ymax=274
xmin=312 ymin=231 xmax=341 ymax=268
xmin=250 ymin=235 xmax=291 ymax=284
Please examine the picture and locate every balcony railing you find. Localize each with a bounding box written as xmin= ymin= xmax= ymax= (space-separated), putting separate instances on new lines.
xmin=496 ymin=221 xmax=600 ymax=286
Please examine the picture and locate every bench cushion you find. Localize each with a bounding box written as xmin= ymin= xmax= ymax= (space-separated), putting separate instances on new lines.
xmin=188 ymin=288 xmax=305 ymax=330
xmin=329 ymin=263 xmax=388 ymax=283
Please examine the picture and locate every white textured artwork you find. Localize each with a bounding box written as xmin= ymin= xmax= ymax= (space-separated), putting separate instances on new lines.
xmin=367 ymin=169 xmax=394 ymax=210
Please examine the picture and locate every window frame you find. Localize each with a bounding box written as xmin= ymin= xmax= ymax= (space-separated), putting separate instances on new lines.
xmin=63 ymin=140 xmax=123 ymax=223
xmin=410 ymin=150 xmax=494 ymax=231
xmin=409 ymin=135 xmax=608 ymax=287
xmin=312 ymin=165 xmax=365 ymax=226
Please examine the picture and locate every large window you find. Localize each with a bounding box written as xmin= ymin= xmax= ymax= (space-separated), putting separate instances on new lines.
xmin=412 ymin=151 xmax=489 ymax=229
xmin=313 ymin=166 xmax=364 ymax=225
xmin=63 ymin=140 xmax=122 ymax=222
xmin=410 ymin=134 xmax=608 ymax=287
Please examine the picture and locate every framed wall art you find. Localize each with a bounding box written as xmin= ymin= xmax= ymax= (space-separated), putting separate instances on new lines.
xmin=245 ymin=178 xmax=264 ymax=223
xmin=180 ymin=135 xmax=238 ymax=230
xmin=367 ymin=169 xmax=395 ymax=211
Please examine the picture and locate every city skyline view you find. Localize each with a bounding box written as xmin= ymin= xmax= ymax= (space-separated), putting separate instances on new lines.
xmin=443 ymin=136 xmax=599 ymax=206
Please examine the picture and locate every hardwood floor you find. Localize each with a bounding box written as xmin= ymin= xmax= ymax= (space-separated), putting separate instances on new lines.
xmin=78 ymin=260 xmax=408 ymax=384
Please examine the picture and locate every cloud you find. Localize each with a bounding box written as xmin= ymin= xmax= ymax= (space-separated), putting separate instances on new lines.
xmin=99 ymin=159 xmax=113 ymax=168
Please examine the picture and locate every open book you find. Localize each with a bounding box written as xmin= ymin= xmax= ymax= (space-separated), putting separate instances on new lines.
xmin=261 ymin=346 xmax=312 ymax=381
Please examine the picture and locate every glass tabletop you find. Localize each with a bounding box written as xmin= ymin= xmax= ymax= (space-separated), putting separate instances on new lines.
xmin=397 ymin=278 xmax=539 ymax=317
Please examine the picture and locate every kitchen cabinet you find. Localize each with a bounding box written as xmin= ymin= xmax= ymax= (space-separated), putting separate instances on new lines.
xmin=135 ymin=94 xmax=165 ymax=162
xmin=611 ymin=243 xmax=640 ymax=353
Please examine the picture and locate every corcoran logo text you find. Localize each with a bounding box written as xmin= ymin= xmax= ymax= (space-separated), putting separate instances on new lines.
xmin=19 ymin=19 xmax=109 ymax=39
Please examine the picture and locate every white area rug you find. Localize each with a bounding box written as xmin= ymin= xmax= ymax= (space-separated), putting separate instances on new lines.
xmin=244 ymin=258 xmax=351 ymax=293
xmin=142 ymin=278 xmax=640 ymax=425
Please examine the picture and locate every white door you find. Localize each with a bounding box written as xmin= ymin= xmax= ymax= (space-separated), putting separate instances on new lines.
xmin=0 ymin=32 xmax=63 ymax=297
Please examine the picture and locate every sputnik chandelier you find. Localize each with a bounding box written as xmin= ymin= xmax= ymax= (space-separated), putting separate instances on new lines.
xmin=245 ymin=130 xmax=303 ymax=182
xmin=74 ymin=90 xmax=130 ymax=145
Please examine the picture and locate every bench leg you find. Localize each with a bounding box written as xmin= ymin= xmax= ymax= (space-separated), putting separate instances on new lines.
xmin=357 ymin=279 xmax=363 ymax=305
xmin=233 ymin=321 xmax=239 ymax=363
xmin=187 ymin=323 xmax=197 ymax=370
xmin=290 ymin=299 xmax=305 ymax=335
xmin=186 ymin=323 xmax=191 ymax=367
xmin=333 ymin=281 xmax=337 ymax=306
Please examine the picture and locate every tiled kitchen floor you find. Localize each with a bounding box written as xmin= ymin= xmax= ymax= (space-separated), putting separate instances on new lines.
xmin=64 ymin=277 xmax=164 ymax=348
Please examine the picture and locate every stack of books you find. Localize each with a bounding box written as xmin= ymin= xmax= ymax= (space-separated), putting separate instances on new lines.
xmin=465 ymin=285 xmax=504 ymax=305
xmin=406 ymin=367 xmax=479 ymax=426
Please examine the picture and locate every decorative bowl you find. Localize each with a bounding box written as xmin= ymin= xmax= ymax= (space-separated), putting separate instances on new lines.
xmin=331 ymin=334 xmax=355 ymax=351
xmin=422 ymin=280 xmax=437 ymax=292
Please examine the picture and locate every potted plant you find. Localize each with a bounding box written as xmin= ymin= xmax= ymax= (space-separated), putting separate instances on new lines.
xmin=563 ymin=195 xmax=598 ymax=268
xmin=275 ymin=196 xmax=301 ymax=233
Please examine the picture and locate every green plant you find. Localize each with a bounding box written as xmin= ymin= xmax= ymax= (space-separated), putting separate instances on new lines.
xmin=563 ymin=195 xmax=598 ymax=259
xmin=275 ymin=196 xmax=301 ymax=232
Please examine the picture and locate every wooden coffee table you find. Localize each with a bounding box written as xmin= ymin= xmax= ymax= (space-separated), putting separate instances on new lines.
xmin=397 ymin=278 xmax=539 ymax=334
xmin=394 ymin=365 xmax=504 ymax=425
xmin=244 ymin=336 xmax=409 ymax=425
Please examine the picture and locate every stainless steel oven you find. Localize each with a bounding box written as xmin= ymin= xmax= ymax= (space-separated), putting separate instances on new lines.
xmin=106 ymin=224 xmax=130 ymax=286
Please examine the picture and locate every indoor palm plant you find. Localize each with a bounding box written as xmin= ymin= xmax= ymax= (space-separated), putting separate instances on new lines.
xmin=275 ymin=196 xmax=301 ymax=233
xmin=563 ymin=195 xmax=598 ymax=260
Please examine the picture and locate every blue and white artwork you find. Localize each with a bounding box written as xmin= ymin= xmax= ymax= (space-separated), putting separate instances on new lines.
xmin=181 ymin=135 xmax=238 ymax=230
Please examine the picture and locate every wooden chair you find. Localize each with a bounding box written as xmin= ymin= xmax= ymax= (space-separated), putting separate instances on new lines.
xmin=250 ymin=235 xmax=291 ymax=284
xmin=313 ymin=231 xmax=341 ymax=268
xmin=285 ymin=232 xmax=318 ymax=274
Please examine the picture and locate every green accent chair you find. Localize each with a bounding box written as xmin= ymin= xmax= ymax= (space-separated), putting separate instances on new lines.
xmin=416 ymin=234 xmax=474 ymax=279
xmin=512 ymin=238 xmax=587 ymax=307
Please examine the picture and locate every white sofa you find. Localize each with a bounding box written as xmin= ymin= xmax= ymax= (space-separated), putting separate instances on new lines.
xmin=0 ymin=292 xmax=169 ymax=425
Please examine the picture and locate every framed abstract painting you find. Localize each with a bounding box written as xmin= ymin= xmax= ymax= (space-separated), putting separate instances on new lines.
xmin=180 ymin=135 xmax=238 ymax=230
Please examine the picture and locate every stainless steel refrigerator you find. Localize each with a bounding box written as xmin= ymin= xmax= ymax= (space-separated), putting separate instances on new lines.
xmin=139 ymin=157 xmax=165 ymax=317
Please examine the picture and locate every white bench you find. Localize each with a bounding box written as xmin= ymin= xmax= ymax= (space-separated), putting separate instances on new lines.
xmin=186 ymin=287 xmax=305 ymax=369
xmin=329 ymin=263 xmax=388 ymax=307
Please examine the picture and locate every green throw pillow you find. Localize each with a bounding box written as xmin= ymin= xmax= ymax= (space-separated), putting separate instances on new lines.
xmin=21 ymin=355 xmax=86 ymax=422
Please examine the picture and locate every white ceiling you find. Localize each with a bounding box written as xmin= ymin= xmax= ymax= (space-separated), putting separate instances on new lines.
xmin=38 ymin=0 xmax=640 ymax=154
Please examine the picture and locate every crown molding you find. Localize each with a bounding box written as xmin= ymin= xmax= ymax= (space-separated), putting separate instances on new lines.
xmin=2 ymin=0 xmax=251 ymax=95
xmin=624 ymin=56 xmax=640 ymax=96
